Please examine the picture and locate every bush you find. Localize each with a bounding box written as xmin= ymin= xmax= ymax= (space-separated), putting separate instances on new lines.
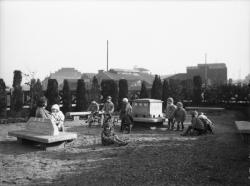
xmin=193 ymin=76 xmax=202 ymax=105
xmin=0 ymin=79 xmax=7 ymax=118
xmin=75 ymin=79 xmax=87 ymax=111
xmin=101 ymin=79 xmax=118 ymax=109
xmin=11 ymin=70 xmax=23 ymax=112
xmin=90 ymin=76 xmax=101 ymax=103
xmin=118 ymin=79 xmax=128 ymax=110
xmin=45 ymin=79 xmax=60 ymax=110
xmin=151 ymin=75 xmax=162 ymax=100
xmin=62 ymin=79 xmax=72 ymax=113
xmin=140 ymin=81 xmax=149 ymax=99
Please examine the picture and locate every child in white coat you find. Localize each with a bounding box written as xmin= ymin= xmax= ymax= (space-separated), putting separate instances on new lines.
xmin=51 ymin=104 xmax=65 ymax=132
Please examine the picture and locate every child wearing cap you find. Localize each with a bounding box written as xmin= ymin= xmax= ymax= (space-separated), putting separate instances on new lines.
xmin=51 ymin=104 xmax=65 ymax=132
xmin=101 ymin=96 xmax=114 ymax=126
xmin=174 ymin=102 xmax=186 ymax=131
xmin=165 ymin=97 xmax=177 ymax=130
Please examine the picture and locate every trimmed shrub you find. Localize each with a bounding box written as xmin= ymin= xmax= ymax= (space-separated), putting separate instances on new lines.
xmin=139 ymin=81 xmax=149 ymax=99
xmin=90 ymin=76 xmax=101 ymax=103
xmin=45 ymin=79 xmax=60 ymax=110
xmin=75 ymin=79 xmax=87 ymax=111
xmin=62 ymin=79 xmax=72 ymax=113
xmin=101 ymin=79 xmax=118 ymax=109
xmin=0 ymin=79 xmax=7 ymax=118
xmin=118 ymin=79 xmax=128 ymax=110
xmin=193 ymin=75 xmax=202 ymax=105
xmin=151 ymin=75 xmax=162 ymax=100
xmin=11 ymin=70 xmax=23 ymax=112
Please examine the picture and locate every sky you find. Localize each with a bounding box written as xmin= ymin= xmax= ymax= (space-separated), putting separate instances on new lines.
xmin=0 ymin=0 xmax=250 ymax=86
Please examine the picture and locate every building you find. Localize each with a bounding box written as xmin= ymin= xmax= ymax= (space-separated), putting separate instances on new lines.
xmin=96 ymin=67 xmax=154 ymax=91
xmin=186 ymin=63 xmax=227 ymax=85
xmin=42 ymin=68 xmax=96 ymax=91
xmin=164 ymin=73 xmax=188 ymax=81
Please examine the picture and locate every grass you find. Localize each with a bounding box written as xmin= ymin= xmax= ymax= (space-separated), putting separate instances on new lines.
xmin=0 ymin=110 xmax=249 ymax=186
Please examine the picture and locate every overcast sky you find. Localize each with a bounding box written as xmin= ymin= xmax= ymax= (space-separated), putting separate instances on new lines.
xmin=0 ymin=0 xmax=249 ymax=86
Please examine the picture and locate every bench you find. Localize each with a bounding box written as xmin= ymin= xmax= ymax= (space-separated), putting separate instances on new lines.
xmin=235 ymin=121 xmax=250 ymax=143
xmin=66 ymin=111 xmax=108 ymax=121
xmin=8 ymin=117 xmax=77 ymax=150
xmin=66 ymin=111 xmax=92 ymax=120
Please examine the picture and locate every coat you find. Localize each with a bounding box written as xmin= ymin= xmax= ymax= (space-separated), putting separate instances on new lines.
xmin=191 ymin=117 xmax=204 ymax=130
xmin=102 ymin=101 xmax=114 ymax=114
xmin=35 ymin=107 xmax=51 ymax=119
xmin=165 ymin=104 xmax=176 ymax=119
xmin=87 ymin=102 xmax=99 ymax=113
xmin=174 ymin=107 xmax=186 ymax=122
xmin=120 ymin=102 xmax=132 ymax=118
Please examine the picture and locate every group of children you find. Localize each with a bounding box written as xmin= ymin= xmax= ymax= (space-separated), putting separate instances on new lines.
xmin=165 ymin=97 xmax=186 ymax=131
xmin=35 ymin=96 xmax=128 ymax=147
xmin=35 ymin=97 xmax=65 ymax=132
xmin=165 ymin=97 xmax=214 ymax=136
xmin=35 ymin=96 xmax=214 ymax=148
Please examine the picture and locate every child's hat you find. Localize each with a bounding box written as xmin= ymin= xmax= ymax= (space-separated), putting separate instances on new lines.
xmin=167 ymin=97 xmax=174 ymax=102
xmin=51 ymin=104 xmax=60 ymax=111
xmin=191 ymin=110 xmax=198 ymax=117
xmin=122 ymin=98 xmax=128 ymax=103
xmin=176 ymin=102 xmax=183 ymax=107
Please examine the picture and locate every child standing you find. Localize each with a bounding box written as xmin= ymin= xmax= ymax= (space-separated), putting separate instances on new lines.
xmin=174 ymin=102 xmax=186 ymax=131
xmin=165 ymin=97 xmax=176 ymax=130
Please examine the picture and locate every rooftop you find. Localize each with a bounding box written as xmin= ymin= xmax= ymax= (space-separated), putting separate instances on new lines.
xmin=187 ymin=63 xmax=227 ymax=70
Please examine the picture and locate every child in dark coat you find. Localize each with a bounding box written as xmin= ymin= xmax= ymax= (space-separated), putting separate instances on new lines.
xmin=174 ymin=102 xmax=186 ymax=131
xmin=101 ymin=122 xmax=128 ymax=146
xmin=181 ymin=111 xmax=205 ymax=136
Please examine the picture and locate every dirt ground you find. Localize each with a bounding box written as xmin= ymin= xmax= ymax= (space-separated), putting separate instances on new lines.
xmin=0 ymin=110 xmax=249 ymax=186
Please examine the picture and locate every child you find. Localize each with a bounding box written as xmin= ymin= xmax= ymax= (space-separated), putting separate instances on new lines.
xmin=120 ymin=98 xmax=133 ymax=133
xmin=51 ymin=104 xmax=65 ymax=132
xmin=174 ymin=102 xmax=186 ymax=131
xmin=101 ymin=122 xmax=128 ymax=146
xmin=165 ymin=97 xmax=176 ymax=130
xmin=181 ymin=111 xmax=205 ymax=136
xmin=198 ymin=113 xmax=214 ymax=134
xmin=35 ymin=97 xmax=51 ymax=119
xmin=86 ymin=100 xmax=100 ymax=127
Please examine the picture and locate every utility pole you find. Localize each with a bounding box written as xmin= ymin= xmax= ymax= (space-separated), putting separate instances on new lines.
xmin=107 ymin=40 xmax=109 ymax=71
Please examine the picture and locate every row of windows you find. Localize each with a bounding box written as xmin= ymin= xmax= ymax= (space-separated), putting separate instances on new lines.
xmin=133 ymin=103 xmax=149 ymax=107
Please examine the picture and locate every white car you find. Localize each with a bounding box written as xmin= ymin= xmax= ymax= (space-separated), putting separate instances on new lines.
xmin=132 ymin=99 xmax=165 ymax=124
